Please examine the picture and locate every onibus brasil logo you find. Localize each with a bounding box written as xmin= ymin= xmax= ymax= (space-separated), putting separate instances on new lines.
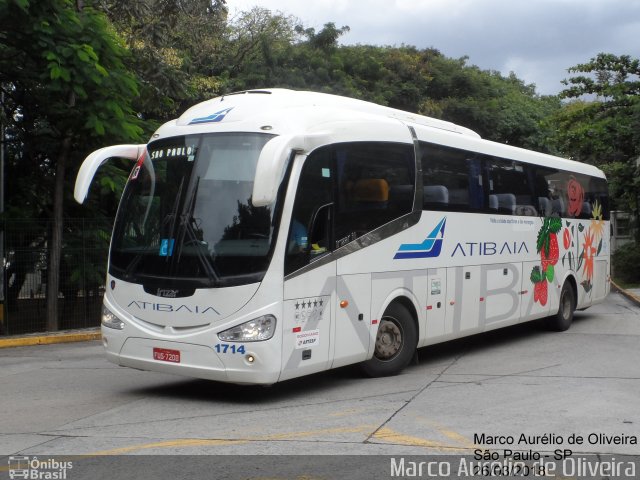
xmin=8 ymin=456 xmax=72 ymax=479
xmin=394 ymin=217 xmax=446 ymax=259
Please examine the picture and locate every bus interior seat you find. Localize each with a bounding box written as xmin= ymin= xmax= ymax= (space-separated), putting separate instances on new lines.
xmin=538 ymin=197 xmax=551 ymax=216
xmin=551 ymin=197 xmax=565 ymax=216
xmin=582 ymin=201 xmax=592 ymax=217
xmin=424 ymin=185 xmax=449 ymax=208
xmin=515 ymin=205 xmax=537 ymax=216
xmin=352 ymin=178 xmax=389 ymax=206
xmin=494 ymin=193 xmax=516 ymax=214
xmin=489 ymin=194 xmax=498 ymax=210
xmin=389 ymin=184 xmax=414 ymax=210
xmin=449 ymin=188 xmax=469 ymax=206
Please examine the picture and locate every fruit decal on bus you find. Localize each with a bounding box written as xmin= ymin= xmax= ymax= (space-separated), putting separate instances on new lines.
xmin=579 ymin=199 xmax=606 ymax=293
xmin=531 ymin=217 xmax=562 ymax=306
xmin=532 ymin=181 xmax=606 ymax=305
xmin=567 ymin=176 xmax=585 ymax=217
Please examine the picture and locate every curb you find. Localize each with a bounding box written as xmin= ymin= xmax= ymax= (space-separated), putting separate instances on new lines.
xmin=610 ymin=280 xmax=640 ymax=307
xmin=0 ymin=329 xmax=101 ymax=349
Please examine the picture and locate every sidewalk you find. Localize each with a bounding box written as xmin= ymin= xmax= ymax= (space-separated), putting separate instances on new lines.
xmin=611 ymin=280 xmax=640 ymax=306
xmin=0 ymin=327 xmax=101 ymax=349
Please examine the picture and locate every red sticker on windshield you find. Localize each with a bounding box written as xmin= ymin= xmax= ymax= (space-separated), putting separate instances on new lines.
xmin=130 ymin=151 xmax=146 ymax=180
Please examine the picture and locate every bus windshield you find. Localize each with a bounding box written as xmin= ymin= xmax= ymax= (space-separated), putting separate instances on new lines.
xmin=109 ymin=132 xmax=278 ymax=288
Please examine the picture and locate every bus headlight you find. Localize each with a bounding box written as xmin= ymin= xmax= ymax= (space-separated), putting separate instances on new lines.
xmin=218 ymin=315 xmax=276 ymax=342
xmin=102 ymin=305 xmax=125 ymax=330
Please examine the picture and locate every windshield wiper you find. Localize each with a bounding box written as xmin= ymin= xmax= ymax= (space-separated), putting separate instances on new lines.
xmin=176 ymin=177 xmax=220 ymax=284
xmin=122 ymin=176 xmax=185 ymax=280
xmin=163 ymin=177 xmax=185 ymax=248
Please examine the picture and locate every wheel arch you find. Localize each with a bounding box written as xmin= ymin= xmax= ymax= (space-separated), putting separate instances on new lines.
xmin=376 ymin=290 xmax=420 ymax=347
xmin=361 ymin=292 xmax=420 ymax=377
xmin=561 ymin=272 xmax=578 ymax=311
xmin=544 ymin=272 xmax=578 ymax=331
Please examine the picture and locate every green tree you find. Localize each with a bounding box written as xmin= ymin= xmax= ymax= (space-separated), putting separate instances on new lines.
xmin=220 ymin=7 xmax=299 ymax=91
xmin=295 ymin=22 xmax=350 ymax=53
xmin=99 ymin=0 xmax=229 ymax=123
xmin=0 ymin=0 xmax=142 ymax=329
xmin=220 ymin=25 xmax=559 ymax=150
xmin=553 ymin=53 xmax=640 ymax=239
xmin=420 ymin=54 xmax=561 ymax=149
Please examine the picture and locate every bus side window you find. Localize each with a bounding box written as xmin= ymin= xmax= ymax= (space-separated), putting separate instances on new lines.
xmin=335 ymin=142 xmax=414 ymax=246
xmin=574 ymin=174 xmax=609 ymax=220
xmin=420 ymin=142 xmax=484 ymax=212
xmin=534 ymin=166 xmax=566 ymax=217
xmin=485 ymin=157 xmax=535 ymax=216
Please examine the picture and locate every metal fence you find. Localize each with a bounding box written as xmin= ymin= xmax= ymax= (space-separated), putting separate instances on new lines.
xmin=1 ymin=218 xmax=112 ymax=335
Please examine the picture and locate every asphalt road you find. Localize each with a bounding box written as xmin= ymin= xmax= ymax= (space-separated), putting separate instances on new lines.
xmin=1 ymin=290 xmax=639 ymax=464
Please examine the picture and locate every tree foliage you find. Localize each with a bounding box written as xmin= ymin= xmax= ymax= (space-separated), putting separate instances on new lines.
xmin=420 ymin=55 xmax=561 ymax=150
xmin=98 ymin=0 xmax=229 ymax=124
xmin=0 ymin=0 xmax=143 ymax=328
xmin=1 ymin=0 xmax=143 ymax=214
xmin=553 ymin=53 xmax=640 ymax=233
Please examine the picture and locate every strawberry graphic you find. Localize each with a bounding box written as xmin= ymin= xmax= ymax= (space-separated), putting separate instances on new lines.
xmin=533 ymin=279 xmax=548 ymax=306
xmin=530 ymin=266 xmax=548 ymax=306
xmin=541 ymin=233 xmax=559 ymax=269
xmin=537 ymin=217 xmax=562 ymax=280
xmin=530 ymin=217 xmax=562 ymax=307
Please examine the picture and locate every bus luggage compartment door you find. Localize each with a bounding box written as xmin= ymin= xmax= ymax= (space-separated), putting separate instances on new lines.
xmin=445 ymin=266 xmax=481 ymax=335
xmin=425 ymin=268 xmax=447 ymax=339
xmin=332 ymin=273 xmax=371 ymax=369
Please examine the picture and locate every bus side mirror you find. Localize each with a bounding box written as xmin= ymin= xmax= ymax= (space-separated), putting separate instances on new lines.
xmin=252 ymin=132 xmax=331 ymax=207
xmin=74 ymin=144 xmax=146 ymax=204
xmin=252 ymin=135 xmax=303 ymax=207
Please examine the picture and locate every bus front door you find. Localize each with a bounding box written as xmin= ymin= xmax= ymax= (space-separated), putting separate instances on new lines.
xmin=281 ymin=262 xmax=336 ymax=382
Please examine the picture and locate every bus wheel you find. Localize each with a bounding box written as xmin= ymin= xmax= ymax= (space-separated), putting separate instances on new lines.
xmin=545 ymin=281 xmax=575 ymax=331
xmin=361 ymin=302 xmax=417 ymax=377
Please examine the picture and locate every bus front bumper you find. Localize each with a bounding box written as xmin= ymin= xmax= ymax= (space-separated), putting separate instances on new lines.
xmin=103 ymin=329 xmax=281 ymax=385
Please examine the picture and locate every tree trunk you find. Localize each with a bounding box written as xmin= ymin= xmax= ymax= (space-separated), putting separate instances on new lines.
xmin=45 ymin=1 xmax=84 ymax=332
xmin=45 ymin=133 xmax=72 ymax=331
xmin=45 ymin=89 xmax=76 ymax=331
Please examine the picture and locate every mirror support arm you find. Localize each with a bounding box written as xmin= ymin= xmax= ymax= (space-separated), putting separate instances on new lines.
xmin=74 ymin=144 xmax=146 ymax=204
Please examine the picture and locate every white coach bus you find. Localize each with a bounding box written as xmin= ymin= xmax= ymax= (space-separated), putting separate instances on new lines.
xmin=75 ymin=89 xmax=610 ymax=384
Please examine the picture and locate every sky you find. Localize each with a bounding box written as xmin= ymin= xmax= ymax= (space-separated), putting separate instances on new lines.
xmin=225 ymin=0 xmax=640 ymax=95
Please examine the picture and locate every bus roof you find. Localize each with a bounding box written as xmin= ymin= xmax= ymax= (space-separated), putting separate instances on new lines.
xmin=172 ymin=88 xmax=480 ymax=138
xmin=152 ymin=88 xmax=604 ymax=180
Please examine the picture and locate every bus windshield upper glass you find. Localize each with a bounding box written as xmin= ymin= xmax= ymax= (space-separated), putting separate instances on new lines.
xmin=109 ymin=132 xmax=277 ymax=288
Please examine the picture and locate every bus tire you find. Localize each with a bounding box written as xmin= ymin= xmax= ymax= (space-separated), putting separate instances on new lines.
xmin=545 ymin=281 xmax=575 ymax=331
xmin=361 ymin=302 xmax=417 ymax=377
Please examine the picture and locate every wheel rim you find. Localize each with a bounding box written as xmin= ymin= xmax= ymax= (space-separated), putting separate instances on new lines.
xmin=374 ymin=317 xmax=403 ymax=361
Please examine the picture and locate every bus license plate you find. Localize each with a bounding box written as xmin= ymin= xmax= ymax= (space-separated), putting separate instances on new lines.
xmin=153 ymin=347 xmax=181 ymax=363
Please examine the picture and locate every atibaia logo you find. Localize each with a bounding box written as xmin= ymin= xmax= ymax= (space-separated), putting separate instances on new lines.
xmin=189 ymin=107 xmax=234 ymax=125
xmin=394 ymin=217 xmax=446 ymax=259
